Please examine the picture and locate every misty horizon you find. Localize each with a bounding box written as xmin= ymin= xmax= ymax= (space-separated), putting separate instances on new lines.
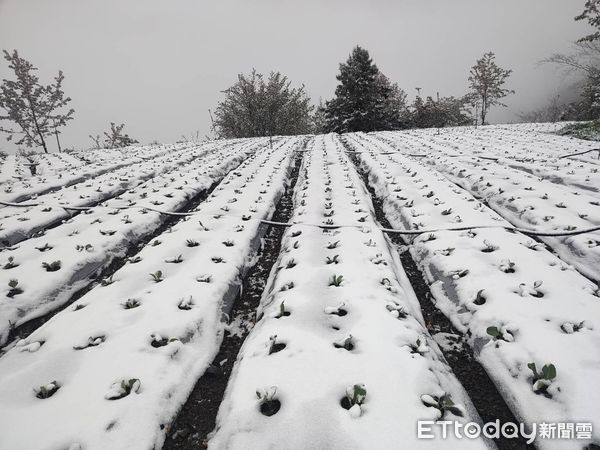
xmin=0 ymin=0 xmax=593 ymax=152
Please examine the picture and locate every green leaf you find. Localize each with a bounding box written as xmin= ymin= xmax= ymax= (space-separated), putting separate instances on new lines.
xmin=447 ymin=405 xmax=464 ymax=417
xmin=353 ymin=384 xmax=367 ymax=404
xmin=486 ymin=326 xmax=500 ymax=338
xmin=527 ymin=362 xmax=537 ymax=378
xmin=542 ymin=364 xmax=556 ymax=380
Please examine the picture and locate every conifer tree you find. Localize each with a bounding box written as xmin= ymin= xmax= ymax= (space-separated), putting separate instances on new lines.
xmin=324 ymin=46 xmax=407 ymax=133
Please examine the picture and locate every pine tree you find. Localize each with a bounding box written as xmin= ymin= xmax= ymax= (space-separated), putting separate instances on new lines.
xmin=0 ymin=50 xmax=74 ymax=153
xmin=312 ymin=98 xmax=327 ymax=134
xmin=373 ymin=73 xmax=409 ymax=130
xmin=324 ymin=46 xmax=407 ymax=133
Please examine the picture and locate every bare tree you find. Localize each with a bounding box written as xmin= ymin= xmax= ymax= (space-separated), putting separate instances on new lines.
xmin=0 ymin=50 xmax=74 ymax=153
xmin=180 ymin=130 xmax=201 ymax=143
xmin=517 ymin=95 xmax=569 ymax=123
xmin=541 ymin=40 xmax=600 ymax=120
xmin=468 ymin=52 xmax=514 ymax=125
xmin=89 ymin=134 xmax=102 ymax=149
xmin=543 ymin=41 xmax=600 ymax=76
xmin=102 ymin=122 xmax=139 ymax=149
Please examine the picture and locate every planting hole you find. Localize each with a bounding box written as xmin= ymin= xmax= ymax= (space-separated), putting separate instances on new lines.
xmin=340 ymin=397 xmax=353 ymax=410
xmin=259 ymin=399 xmax=281 ymax=416
xmin=473 ymin=289 xmax=486 ymax=306
xmin=269 ymin=342 xmax=286 ymax=354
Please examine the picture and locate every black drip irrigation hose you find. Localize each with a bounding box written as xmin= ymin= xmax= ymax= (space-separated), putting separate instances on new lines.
xmin=2 ymin=199 xmax=598 ymax=239
xmin=558 ymin=148 xmax=600 ymax=159
xmin=0 ymin=167 xmax=237 ymax=349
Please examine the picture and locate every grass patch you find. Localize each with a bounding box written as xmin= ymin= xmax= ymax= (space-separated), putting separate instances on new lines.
xmin=557 ymin=120 xmax=600 ymax=141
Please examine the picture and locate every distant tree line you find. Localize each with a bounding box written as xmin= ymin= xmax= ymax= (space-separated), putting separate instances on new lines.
xmin=0 ymin=45 xmax=515 ymax=150
xmin=214 ymin=46 xmax=514 ymax=137
xmin=4 ymin=1 xmax=599 ymax=150
xmin=0 ymin=15 xmax=525 ymax=149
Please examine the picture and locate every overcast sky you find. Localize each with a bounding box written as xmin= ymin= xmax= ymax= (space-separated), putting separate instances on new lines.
xmin=0 ymin=0 xmax=592 ymax=152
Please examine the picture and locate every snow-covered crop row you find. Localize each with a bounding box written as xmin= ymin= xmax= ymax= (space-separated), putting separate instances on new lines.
xmin=458 ymin=124 xmax=600 ymax=165
xmin=0 ymin=139 xmax=261 ymax=346
xmin=443 ymin=128 xmax=599 ymax=193
xmin=0 ymin=136 xmax=302 ymax=450
xmin=498 ymin=124 xmax=600 ymax=165
xmin=372 ymin=131 xmax=600 ymax=281
xmin=210 ymin=134 xmax=487 ymax=449
xmin=423 ymin=153 xmax=600 ymax=282
xmin=0 ymin=141 xmax=215 ymax=247
xmin=382 ymin=126 xmax=599 ymax=191
xmin=378 ymin=127 xmax=600 ymax=195
xmin=346 ymin=133 xmax=600 ymax=449
xmin=0 ymin=151 xmax=87 ymax=185
xmin=0 ymin=143 xmax=183 ymax=204
xmin=77 ymin=144 xmax=177 ymax=167
xmin=0 ymin=154 xmax=18 ymax=184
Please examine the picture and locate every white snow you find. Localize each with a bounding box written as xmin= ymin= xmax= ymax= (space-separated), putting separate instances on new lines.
xmin=347 ymin=129 xmax=600 ymax=449
xmin=0 ymin=137 xmax=301 ymax=450
xmin=0 ymin=124 xmax=598 ymax=449
xmin=209 ymin=134 xmax=488 ymax=449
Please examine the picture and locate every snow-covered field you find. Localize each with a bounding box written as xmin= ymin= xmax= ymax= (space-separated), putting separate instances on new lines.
xmin=0 ymin=124 xmax=598 ymax=449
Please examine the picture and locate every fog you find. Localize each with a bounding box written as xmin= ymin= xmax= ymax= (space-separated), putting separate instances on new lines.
xmin=0 ymin=0 xmax=591 ymax=152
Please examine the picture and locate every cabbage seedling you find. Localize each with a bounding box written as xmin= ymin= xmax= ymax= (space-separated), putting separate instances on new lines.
xmin=527 ymin=363 xmax=557 ymax=396
xmin=274 ymin=301 xmax=290 ymax=318
xmin=150 ymin=271 xmax=164 ymax=282
xmin=41 ymin=261 xmax=61 ymax=272
xmin=105 ymin=379 xmax=141 ymax=400
xmin=421 ymin=393 xmax=464 ymax=418
xmin=3 ymin=256 xmax=18 ymax=269
xmin=341 ymin=384 xmax=367 ymax=418
xmin=7 ymin=279 xmax=23 ymax=297
xmin=34 ymin=381 xmax=60 ymax=399
xmin=486 ymin=324 xmax=517 ymax=343
xmin=329 ymin=275 xmax=344 ymax=287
